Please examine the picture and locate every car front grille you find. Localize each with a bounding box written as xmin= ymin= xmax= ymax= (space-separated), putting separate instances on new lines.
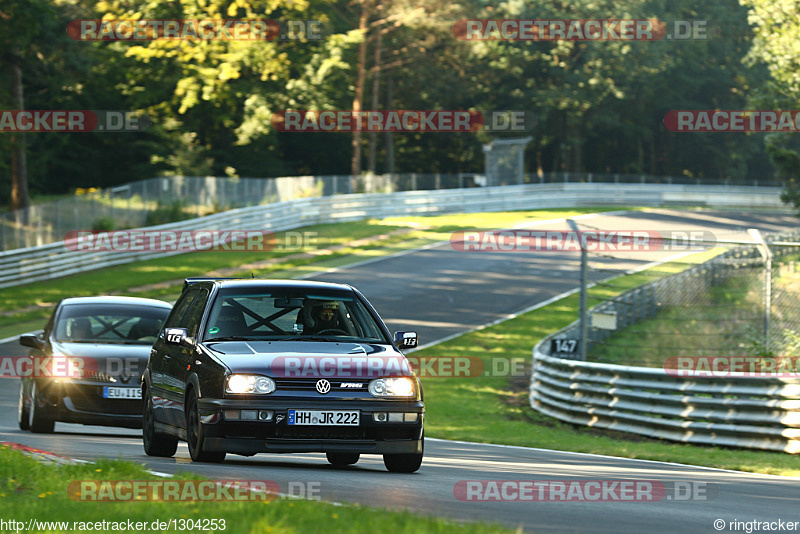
xmin=81 ymin=371 xmax=142 ymax=385
xmin=274 ymin=378 xmax=368 ymax=392
xmin=82 ymin=371 xmax=117 ymax=383
xmin=68 ymin=388 xmax=143 ymax=415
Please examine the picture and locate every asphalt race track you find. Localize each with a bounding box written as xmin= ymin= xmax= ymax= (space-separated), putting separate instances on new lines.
xmin=1 ymin=209 xmax=799 ymax=533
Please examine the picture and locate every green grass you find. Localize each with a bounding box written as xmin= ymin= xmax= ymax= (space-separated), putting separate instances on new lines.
xmin=0 ymin=446 xmax=512 ymax=533
xmin=0 ymin=208 xmax=617 ymax=331
xmin=0 ymin=318 xmax=44 ymax=340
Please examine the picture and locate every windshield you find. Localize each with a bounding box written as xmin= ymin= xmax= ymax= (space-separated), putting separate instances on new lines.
xmin=204 ymin=288 xmax=389 ymax=344
xmin=55 ymin=303 xmax=169 ymax=344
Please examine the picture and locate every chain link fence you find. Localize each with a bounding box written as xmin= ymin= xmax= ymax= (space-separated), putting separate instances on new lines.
xmin=574 ymin=228 xmax=800 ymax=366
xmin=0 ymin=173 xmax=484 ymax=251
xmin=0 ymin=172 xmax=785 ymax=252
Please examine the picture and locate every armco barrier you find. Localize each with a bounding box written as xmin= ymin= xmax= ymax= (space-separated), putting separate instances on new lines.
xmin=530 ymin=230 xmax=800 ymax=454
xmin=0 ymin=182 xmax=786 ymax=289
xmin=530 ymin=351 xmax=800 ymax=453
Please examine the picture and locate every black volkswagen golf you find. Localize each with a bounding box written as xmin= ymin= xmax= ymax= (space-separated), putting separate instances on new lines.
xmin=143 ymin=278 xmax=424 ymax=473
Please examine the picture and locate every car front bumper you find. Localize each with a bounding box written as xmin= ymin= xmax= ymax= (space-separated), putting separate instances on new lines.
xmin=35 ymin=379 xmax=142 ymax=428
xmin=196 ymin=397 xmax=424 ymax=455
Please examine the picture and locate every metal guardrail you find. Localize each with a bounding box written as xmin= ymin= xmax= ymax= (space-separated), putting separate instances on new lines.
xmin=0 ymin=182 xmax=787 ymax=289
xmin=530 ymin=230 xmax=800 ymax=454
xmin=530 ymin=352 xmax=800 ymax=453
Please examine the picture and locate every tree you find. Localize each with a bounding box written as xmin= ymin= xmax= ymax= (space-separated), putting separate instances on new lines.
xmin=0 ymin=0 xmax=62 ymax=209
xmin=740 ymin=0 xmax=800 ymax=207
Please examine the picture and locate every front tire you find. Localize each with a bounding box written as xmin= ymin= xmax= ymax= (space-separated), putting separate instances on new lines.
xmin=28 ymin=381 xmax=55 ymax=434
xmin=326 ymin=452 xmax=360 ymax=467
xmin=383 ymin=452 xmax=423 ymax=473
xmin=186 ymin=392 xmax=225 ymax=463
xmin=143 ymin=389 xmax=178 ymax=457
xmin=383 ymin=433 xmax=423 ymax=473
xmin=18 ymin=381 xmax=30 ymax=431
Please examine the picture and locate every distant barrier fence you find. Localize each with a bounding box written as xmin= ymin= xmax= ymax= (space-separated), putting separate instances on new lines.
xmin=0 ymin=173 xmax=784 ymax=251
xmin=531 ymin=230 xmax=800 ymax=454
xmin=0 ymin=182 xmax=787 ymax=289
xmin=3 ymin=173 xmax=488 ymax=251
xmin=568 ymin=237 xmax=800 ymax=358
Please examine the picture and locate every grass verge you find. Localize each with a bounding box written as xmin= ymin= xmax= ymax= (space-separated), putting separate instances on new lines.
xmin=0 ymin=446 xmax=511 ymax=533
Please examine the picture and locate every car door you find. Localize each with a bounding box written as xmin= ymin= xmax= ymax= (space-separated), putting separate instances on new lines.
xmin=152 ymin=288 xmax=200 ymax=426
xmin=164 ymin=287 xmax=209 ymax=429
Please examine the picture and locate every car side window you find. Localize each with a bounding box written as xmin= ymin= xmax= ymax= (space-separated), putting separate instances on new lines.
xmin=164 ymin=288 xmax=200 ymax=329
xmin=182 ymin=289 xmax=209 ymax=338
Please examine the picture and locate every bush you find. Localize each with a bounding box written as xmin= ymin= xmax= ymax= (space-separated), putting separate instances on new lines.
xmin=91 ymin=217 xmax=115 ymax=231
xmin=144 ymin=200 xmax=192 ymax=226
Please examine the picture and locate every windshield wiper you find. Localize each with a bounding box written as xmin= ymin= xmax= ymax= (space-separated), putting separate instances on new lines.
xmin=204 ymin=336 xmax=254 ymax=342
xmin=62 ymin=339 xmax=138 ymax=344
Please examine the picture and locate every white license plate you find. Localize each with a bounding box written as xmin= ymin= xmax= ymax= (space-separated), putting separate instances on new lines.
xmin=287 ymin=410 xmax=359 ymax=426
xmin=102 ymin=387 xmax=142 ymax=399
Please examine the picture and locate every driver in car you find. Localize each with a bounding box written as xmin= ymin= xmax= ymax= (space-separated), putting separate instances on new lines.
xmin=304 ymin=302 xmax=345 ymax=335
xmin=70 ymin=317 xmax=93 ymax=341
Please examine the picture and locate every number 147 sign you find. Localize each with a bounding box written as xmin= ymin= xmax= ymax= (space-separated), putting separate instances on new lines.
xmin=550 ymin=338 xmax=579 ymax=354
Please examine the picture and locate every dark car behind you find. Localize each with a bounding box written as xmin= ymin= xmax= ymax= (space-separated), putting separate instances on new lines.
xmin=18 ymin=296 xmax=171 ymax=432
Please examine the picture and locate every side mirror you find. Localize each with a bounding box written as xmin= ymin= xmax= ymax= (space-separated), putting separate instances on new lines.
xmin=394 ymin=331 xmax=418 ymax=349
xmin=19 ymin=333 xmax=44 ymax=350
xmin=165 ymin=327 xmax=190 ymax=346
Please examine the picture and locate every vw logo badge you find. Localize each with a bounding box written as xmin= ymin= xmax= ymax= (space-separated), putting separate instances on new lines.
xmin=315 ymin=379 xmax=331 ymax=394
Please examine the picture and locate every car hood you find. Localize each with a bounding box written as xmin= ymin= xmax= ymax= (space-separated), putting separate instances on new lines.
xmin=202 ymin=340 xmax=412 ymax=378
xmin=50 ymin=341 xmax=153 ymax=379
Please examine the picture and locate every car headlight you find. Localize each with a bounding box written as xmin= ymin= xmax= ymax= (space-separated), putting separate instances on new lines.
xmin=226 ymin=375 xmax=276 ymax=394
xmin=368 ymin=377 xmax=415 ymax=397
